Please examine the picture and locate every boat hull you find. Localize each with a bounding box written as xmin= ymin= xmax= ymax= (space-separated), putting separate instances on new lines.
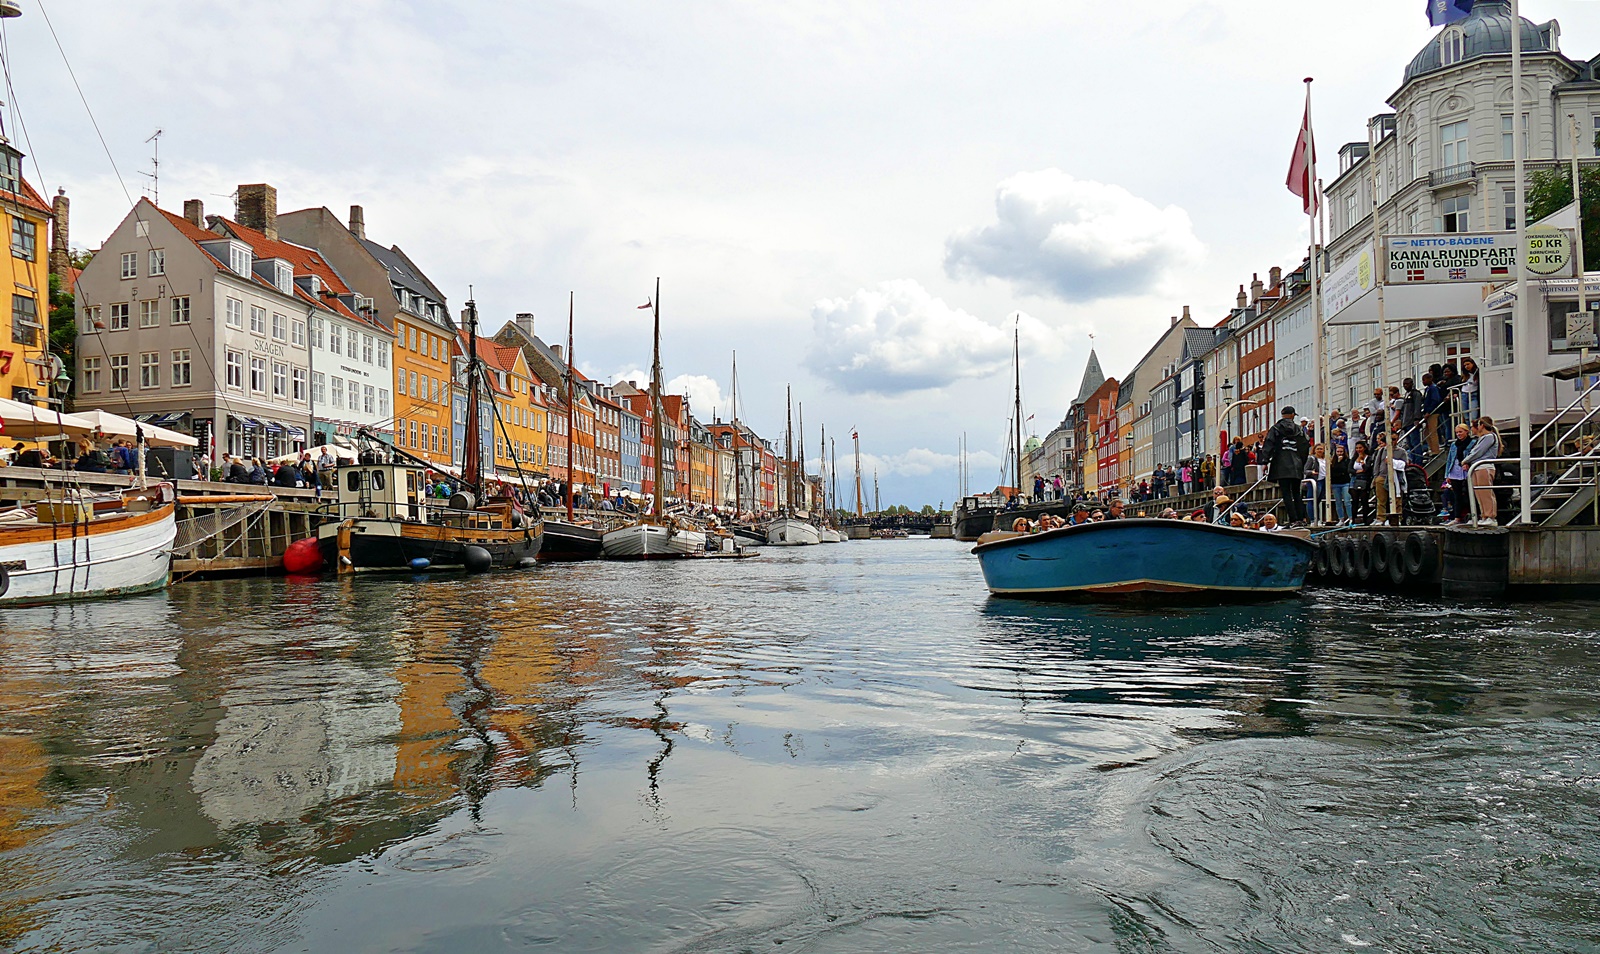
xmin=766 ymin=518 xmax=820 ymax=546
xmin=732 ymin=526 xmax=767 ymax=547
xmin=0 ymin=504 xmax=176 ymax=606
xmin=318 ymin=518 xmax=542 ymax=572
xmin=817 ymin=527 xmax=843 ymax=543
xmin=602 ymin=523 xmax=707 ymax=560
xmin=538 ymin=520 xmax=605 ymax=561
xmin=973 ymin=518 xmax=1315 ymax=602
xmin=953 ymin=507 xmax=998 ymax=541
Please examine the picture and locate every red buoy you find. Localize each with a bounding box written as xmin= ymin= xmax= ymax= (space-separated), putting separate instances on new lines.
xmin=282 ymin=537 xmax=324 ymax=575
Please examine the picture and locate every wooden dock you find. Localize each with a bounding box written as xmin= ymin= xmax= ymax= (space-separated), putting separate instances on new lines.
xmin=1305 ymin=525 xmax=1600 ymax=600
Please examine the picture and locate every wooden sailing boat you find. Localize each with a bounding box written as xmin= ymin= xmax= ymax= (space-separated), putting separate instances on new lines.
xmin=766 ymin=387 xmax=820 ymax=546
xmin=318 ymin=297 xmax=542 ymax=573
xmin=602 ymin=279 xmax=706 ymax=559
xmin=726 ymin=351 xmax=766 ymax=548
xmin=816 ymin=422 xmax=842 ymax=542
xmin=540 ymin=292 xmax=605 ymax=560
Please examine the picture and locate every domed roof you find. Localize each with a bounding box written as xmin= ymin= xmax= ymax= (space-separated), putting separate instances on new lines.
xmin=1404 ymin=0 xmax=1555 ymax=84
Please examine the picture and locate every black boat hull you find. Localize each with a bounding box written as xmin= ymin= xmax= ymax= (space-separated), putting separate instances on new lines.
xmin=319 ymin=519 xmax=542 ymax=572
xmin=539 ymin=521 xmax=605 ymax=561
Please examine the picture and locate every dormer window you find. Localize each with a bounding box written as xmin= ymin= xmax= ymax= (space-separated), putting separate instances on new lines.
xmin=1441 ymin=28 xmax=1463 ymax=66
xmin=229 ymin=244 xmax=252 ymax=276
xmin=274 ymin=261 xmax=293 ymax=293
xmin=0 ymin=146 xmax=20 ymax=194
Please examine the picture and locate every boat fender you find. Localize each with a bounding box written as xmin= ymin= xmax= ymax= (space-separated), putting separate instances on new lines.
xmin=1311 ymin=540 xmax=1329 ymax=577
xmin=1369 ymin=533 xmax=1394 ymax=575
xmin=1325 ymin=539 xmax=1343 ymax=577
xmin=282 ymin=537 xmax=324 ymax=575
xmin=409 ymin=557 xmax=431 ymax=572
xmin=1336 ymin=537 xmax=1357 ymax=578
xmin=1386 ymin=536 xmax=1408 ymax=586
xmin=1403 ymin=532 xmax=1437 ymax=578
xmin=0 ymin=564 xmax=8 ymax=598
xmin=1352 ymin=538 xmax=1373 ymax=582
xmin=463 ymin=546 xmax=493 ymax=574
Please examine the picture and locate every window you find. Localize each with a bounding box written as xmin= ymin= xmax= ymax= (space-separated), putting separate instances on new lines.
xmin=10 ymin=217 xmax=35 ymax=261
xmin=1407 ymin=208 xmax=1420 ymax=235
xmin=1407 ymin=139 xmax=1419 ymax=181
xmin=140 ymin=299 xmax=159 ymax=328
xmin=292 ymin=367 xmax=307 ymax=401
xmin=347 ymin=329 xmax=359 ymax=358
xmin=148 ymin=248 xmax=165 ymax=276
xmin=363 ymin=384 xmax=375 ymax=415
xmin=1500 ymin=114 xmax=1528 ymax=160
xmin=110 ymin=354 xmax=130 ymax=391
xmin=409 ymin=420 xmax=417 ymax=448
xmin=140 ymin=352 xmax=160 ymax=388
xmin=348 ymin=379 xmax=360 ymax=411
xmin=226 ymin=350 xmax=243 ymax=389
xmin=409 ymin=327 xmax=417 ymax=351
xmin=274 ymin=261 xmax=293 ymax=293
xmin=1440 ymin=120 xmax=1469 ymax=168
xmin=250 ymin=305 xmax=267 ymax=335
xmin=329 ymin=323 xmax=343 ymax=356
xmin=312 ymin=371 xmax=326 ymax=405
xmin=1441 ymin=28 xmax=1463 ymax=66
xmin=229 ymin=244 xmax=251 ymax=276
xmin=81 ymin=304 xmax=101 ymax=334
xmin=0 ymin=150 xmax=17 ymax=192
xmin=171 ymin=296 xmax=190 ymax=324
xmin=82 ymin=356 xmax=101 ymax=391
xmin=273 ymin=362 xmax=287 ymax=398
xmin=109 ymin=302 xmax=130 ymax=331
xmin=1441 ymin=193 xmax=1471 ymax=233
xmin=10 ymin=294 xmax=37 ymax=345
xmin=378 ymin=389 xmax=389 ymax=417
xmin=377 ymin=341 xmax=388 ymax=369
xmin=291 ymin=320 xmax=305 ymax=347
xmin=1549 ymin=300 xmax=1600 ymax=353
xmin=332 ymin=376 xmax=344 ymax=408
xmin=1345 ymin=192 xmax=1358 ymax=230
xmin=250 ymin=356 xmax=267 ymax=393
xmin=410 ymin=370 xmax=418 ymax=397
xmin=172 ymin=349 xmax=192 ymax=386
xmin=226 ymin=297 xmax=243 ymax=328
xmin=120 ymin=251 xmax=137 ymax=279
xmin=362 ymin=334 xmax=373 ymax=364
xmin=1504 ymin=187 xmax=1517 ymax=231
xmin=309 ymin=316 xmax=324 ymax=349
xmin=271 ymin=312 xmax=288 ymax=342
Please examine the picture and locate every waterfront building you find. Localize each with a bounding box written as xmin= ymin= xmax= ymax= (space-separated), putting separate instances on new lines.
xmin=1233 ymin=278 xmax=1278 ymax=444
xmin=1149 ymin=371 xmax=1178 ymax=475
xmin=1176 ymin=324 xmax=1224 ymax=465
xmin=0 ymin=140 xmax=53 ymax=405
xmin=1081 ymin=376 xmax=1119 ymax=494
xmin=590 ymin=385 xmax=623 ymax=496
xmin=75 ymin=197 xmax=335 ymax=461
xmin=687 ymin=415 xmax=715 ymax=504
xmin=1320 ymin=0 xmax=1597 ymax=405
xmin=712 ymin=433 xmax=734 ymax=507
xmin=1268 ymin=262 xmax=1319 ymax=424
xmin=1115 ymin=312 xmax=1197 ymax=488
xmin=474 ymin=337 xmax=541 ymax=482
xmin=619 ymin=402 xmax=643 ymax=495
xmin=278 ymin=204 xmax=452 ymax=465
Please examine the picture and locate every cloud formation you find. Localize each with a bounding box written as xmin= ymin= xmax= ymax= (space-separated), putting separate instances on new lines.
xmin=944 ymin=169 xmax=1203 ymax=302
xmin=805 ymin=280 xmax=1055 ymax=396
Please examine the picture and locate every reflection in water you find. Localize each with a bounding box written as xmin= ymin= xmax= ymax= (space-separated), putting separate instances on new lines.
xmin=0 ymin=544 xmax=1595 ymax=952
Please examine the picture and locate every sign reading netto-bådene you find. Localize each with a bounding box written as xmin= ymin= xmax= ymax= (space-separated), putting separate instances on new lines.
xmin=1385 ymin=233 xmax=1516 ymax=284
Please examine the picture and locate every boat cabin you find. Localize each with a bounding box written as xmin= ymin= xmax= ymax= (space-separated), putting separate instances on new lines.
xmin=333 ymin=463 xmax=434 ymax=523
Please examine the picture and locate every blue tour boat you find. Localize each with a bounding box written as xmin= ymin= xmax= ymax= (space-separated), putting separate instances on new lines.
xmin=972 ymin=518 xmax=1316 ymax=601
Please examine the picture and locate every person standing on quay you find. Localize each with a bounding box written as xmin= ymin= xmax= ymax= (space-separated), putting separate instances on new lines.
xmin=1262 ymin=406 xmax=1310 ymax=526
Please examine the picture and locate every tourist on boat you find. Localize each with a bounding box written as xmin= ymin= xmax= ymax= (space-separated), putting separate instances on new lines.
xmin=1262 ymin=406 xmax=1311 ymax=527
xmin=13 ymin=442 xmax=48 ymax=469
xmin=1160 ymin=507 xmax=1178 ymax=519
xmin=1228 ymin=511 xmax=1248 ymax=528
xmin=1258 ymin=513 xmax=1280 ymax=532
xmin=1071 ymin=505 xmax=1089 ymax=525
xmin=1441 ymin=423 xmax=1474 ymax=524
xmin=1463 ymin=417 xmax=1502 ymax=527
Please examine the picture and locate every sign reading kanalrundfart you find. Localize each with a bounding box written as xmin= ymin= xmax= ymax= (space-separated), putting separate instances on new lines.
xmin=1384 ymin=230 xmax=1575 ymax=283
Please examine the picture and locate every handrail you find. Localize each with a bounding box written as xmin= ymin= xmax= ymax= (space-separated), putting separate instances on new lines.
xmin=1214 ymin=475 xmax=1272 ymax=524
xmin=1527 ymin=375 xmax=1600 ymax=449
xmin=1465 ymin=453 xmax=1600 ymax=525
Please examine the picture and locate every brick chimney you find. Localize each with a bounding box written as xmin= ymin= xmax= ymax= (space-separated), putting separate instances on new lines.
xmin=349 ymin=204 xmax=365 ymax=240
xmin=235 ymin=183 xmax=278 ymax=240
xmin=48 ymin=189 xmax=69 ymax=279
xmin=1236 ymin=285 xmax=1247 ymax=309
xmin=183 ymin=198 xmax=204 ymax=227
xmin=1182 ymin=305 xmax=1191 ymax=323
xmin=1269 ymin=266 xmax=1282 ymax=288
xmin=1170 ymin=315 xmax=1178 ymax=328
xmin=1250 ymin=273 xmax=1263 ymax=304
xmin=515 ymin=312 xmax=534 ymax=338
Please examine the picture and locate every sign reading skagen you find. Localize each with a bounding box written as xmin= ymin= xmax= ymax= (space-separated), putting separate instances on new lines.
xmin=1386 ymin=233 xmax=1517 ymax=284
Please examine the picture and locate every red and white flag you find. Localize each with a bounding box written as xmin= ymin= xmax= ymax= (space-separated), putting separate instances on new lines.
xmin=1286 ymin=80 xmax=1318 ymax=215
xmin=637 ymin=299 xmax=653 ymax=310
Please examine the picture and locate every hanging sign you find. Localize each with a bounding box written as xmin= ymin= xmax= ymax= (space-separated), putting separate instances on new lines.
xmin=1524 ymin=225 xmax=1572 ymax=276
xmin=1386 ymin=233 xmax=1517 ymax=283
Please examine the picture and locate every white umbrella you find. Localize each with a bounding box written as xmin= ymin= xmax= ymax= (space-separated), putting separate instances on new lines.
xmin=71 ymin=408 xmax=197 ymax=447
xmin=0 ymin=396 xmax=98 ymax=441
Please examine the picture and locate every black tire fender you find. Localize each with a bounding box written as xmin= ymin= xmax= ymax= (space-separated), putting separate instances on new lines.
xmin=1353 ymin=538 xmax=1373 ymax=581
xmin=1370 ymin=532 xmax=1394 ymax=574
xmin=1405 ymin=532 xmax=1437 ymax=577
xmin=0 ymin=564 xmax=8 ymax=599
xmin=1313 ymin=540 xmax=1330 ymax=577
xmin=1386 ymin=536 xmax=1408 ymax=585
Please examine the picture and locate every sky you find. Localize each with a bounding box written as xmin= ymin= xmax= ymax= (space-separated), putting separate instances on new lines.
xmin=8 ymin=0 xmax=1598 ymax=507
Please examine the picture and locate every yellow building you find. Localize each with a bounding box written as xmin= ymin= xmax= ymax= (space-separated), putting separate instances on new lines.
xmin=0 ymin=143 xmax=54 ymax=405
xmin=479 ymin=337 xmax=543 ymax=479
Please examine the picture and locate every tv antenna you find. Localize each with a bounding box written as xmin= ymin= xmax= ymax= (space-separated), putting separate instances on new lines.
xmin=141 ymin=128 xmax=163 ymax=205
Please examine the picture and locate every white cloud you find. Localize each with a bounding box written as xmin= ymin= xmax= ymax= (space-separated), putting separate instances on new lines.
xmin=805 ymin=280 xmax=1057 ymax=396
xmin=666 ymin=374 xmax=726 ymax=417
xmin=944 ymin=169 xmax=1204 ymax=302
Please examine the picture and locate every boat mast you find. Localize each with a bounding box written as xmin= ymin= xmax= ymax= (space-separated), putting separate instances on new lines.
xmin=463 ymin=297 xmax=483 ymax=494
xmin=830 ymin=437 xmax=838 ymax=521
xmin=566 ymin=291 xmax=575 ymax=522
xmin=731 ymin=351 xmax=741 ymax=516
xmin=798 ymin=401 xmax=806 ymax=514
xmin=853 ymin=430 xmax=863 ymax=517
xmin=651 ymin=277 xmax=665 ymax=519
xmin=784 ymin=386 xmax=793 ymax=516
xmin=1012 ymin=325 xmax=1022 ymax=500
xmin=819 ymin=422 xmax=826 ymax=523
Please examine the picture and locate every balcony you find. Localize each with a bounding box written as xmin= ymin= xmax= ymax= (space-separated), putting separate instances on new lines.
xmin=1428 ymin=161 xmax=1475 ymax=189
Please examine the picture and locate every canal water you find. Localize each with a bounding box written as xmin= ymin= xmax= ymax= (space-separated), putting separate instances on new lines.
xmin=1 ymin=539 xmax=1597 ymax=952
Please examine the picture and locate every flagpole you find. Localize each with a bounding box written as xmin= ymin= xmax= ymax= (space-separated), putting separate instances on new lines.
xmin=1512 ymin=0 xmax=1533 ymax=524
xmin=1302 ymin=77 xmax=1331 ymax=526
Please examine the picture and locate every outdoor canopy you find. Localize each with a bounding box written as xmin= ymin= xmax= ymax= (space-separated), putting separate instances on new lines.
xmin=0 ymin=396 xmax=99 ymax=441
xmin=72 ymin=408 xmax=198 ymax=447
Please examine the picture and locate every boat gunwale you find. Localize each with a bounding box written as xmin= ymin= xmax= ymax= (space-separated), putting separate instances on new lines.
xmin=970 ymin=516 xmax=1318 ymax=555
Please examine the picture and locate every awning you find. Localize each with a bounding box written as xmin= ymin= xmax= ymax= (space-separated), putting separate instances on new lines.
xmin=235 ymin=416 xmax=260 ymax=430
xmin=264 ymin=421 xmax=284 ymax=435
xmin=152 ymin=411 xmax=189 ymax=427
xmin=72 ymin=408 xmax=197 ymax=447
xmin=0 ymin=396 xmax=98 ymax=440
xmin=286 ymin=425 xmax=306 ymax=441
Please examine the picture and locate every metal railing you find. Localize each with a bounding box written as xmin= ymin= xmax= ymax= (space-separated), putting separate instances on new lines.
xmin=1466 ymin=455 xmax=1600 ymax=527
xmin=1428 ymin=162 xmax=1475 ymax=187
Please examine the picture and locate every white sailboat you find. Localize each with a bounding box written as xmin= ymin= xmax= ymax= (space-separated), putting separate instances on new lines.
xmin=766 ymin=387 xmax=820 ymax=546
xmin=603 ymin=279 xmax=707 ymax=560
